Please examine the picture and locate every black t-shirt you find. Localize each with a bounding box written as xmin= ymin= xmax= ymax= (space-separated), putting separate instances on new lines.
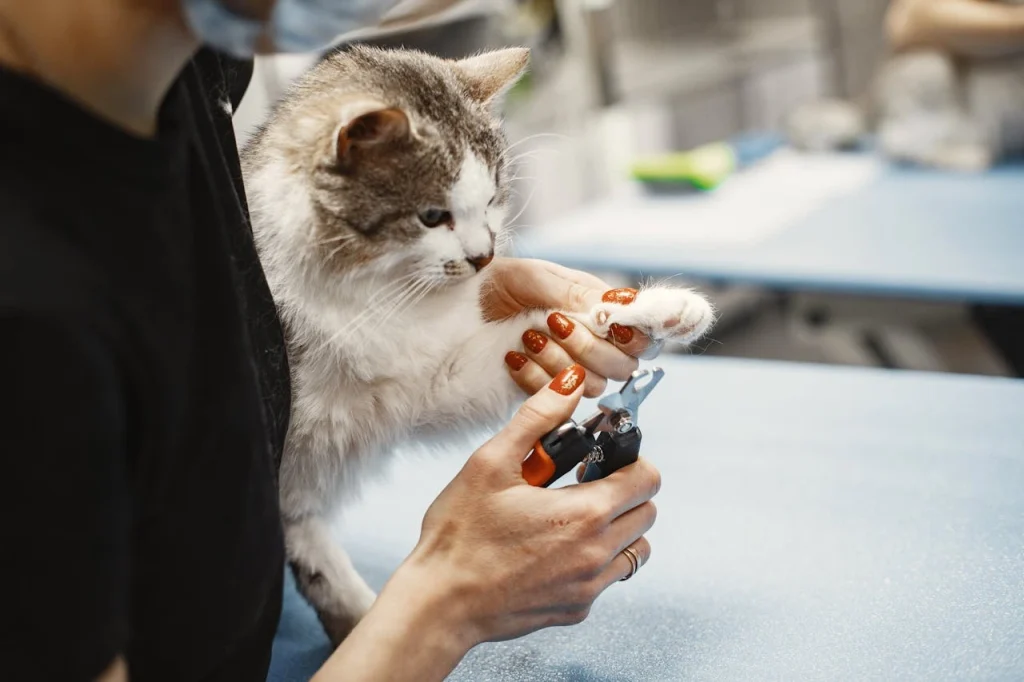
xmin=0 ymin=50 xmax=291 ymax=681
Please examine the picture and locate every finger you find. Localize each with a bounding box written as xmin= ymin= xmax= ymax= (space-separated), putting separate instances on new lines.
xmin=546 ymin=313 xmax=638 ymax=383
xmin=600 ymin=288 xmax=655 ymax=359
xmin=598 ymin=536 xmax=651 ymax=587
xmin=504 ymin=351 xmax=556 ymax=395
xmin=495 ymin=262 xmax=656 ymax=361
xmin=605 ymin=501 xmax=657 ymax=556
xmin=576 ymin=463 xmax=586 ymax=483
xmin=490 ymin=364 xmax=587 ymax=458
xmin=522 ymin=330 xmax=607 ymax=398
xmin=539 ymin=260 xmax=613 ymax=305
xmin=612 ymin=328 xmax=653 ymax=359
xmin=571 ymin=457 xmax=662 ymax=521
xmin=501 ymin=259 xmax=610 ymax=313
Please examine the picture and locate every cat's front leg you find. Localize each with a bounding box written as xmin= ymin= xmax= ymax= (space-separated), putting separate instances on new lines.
xmin=416 ymin=310 xmax=549 ymax=433
xmin=285 ymin=514 xmax=377 ymax=647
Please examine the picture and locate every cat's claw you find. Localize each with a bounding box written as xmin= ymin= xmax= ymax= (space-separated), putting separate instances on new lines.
xmin=587 ymin=287 xmax=715 ymax=350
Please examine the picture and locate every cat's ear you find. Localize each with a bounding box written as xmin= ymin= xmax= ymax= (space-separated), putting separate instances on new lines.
xmin=453 ymin=48 xmax=530 ymax=107
xmin=335 ymin=101 xmax=411 ymax=169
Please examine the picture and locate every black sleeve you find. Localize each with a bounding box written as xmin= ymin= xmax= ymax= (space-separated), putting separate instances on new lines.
xmin=0 ymin=316 xmax=131 ymax=680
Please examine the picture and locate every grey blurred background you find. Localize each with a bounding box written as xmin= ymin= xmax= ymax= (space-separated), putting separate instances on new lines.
xmin=232 ymin=0 xmax=1014 ymax=377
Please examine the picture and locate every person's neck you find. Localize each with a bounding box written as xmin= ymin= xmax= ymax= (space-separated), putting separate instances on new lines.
xmin=0 ymin=0 xmax=199 ymax=137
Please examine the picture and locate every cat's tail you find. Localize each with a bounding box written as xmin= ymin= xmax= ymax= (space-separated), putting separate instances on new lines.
xmin=783 ymin=97 xmax=869 ymax=153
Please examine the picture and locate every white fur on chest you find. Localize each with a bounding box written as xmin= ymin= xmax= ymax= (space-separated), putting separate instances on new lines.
xmin=282 ymin=276 xmax=495 ymax=515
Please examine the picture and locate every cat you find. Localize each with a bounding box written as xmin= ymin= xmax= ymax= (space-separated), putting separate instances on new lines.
xmin=241 ymin=45 xmax=715 ymax=645
xmin=786 ymin=2 xmax=1024 ymax=172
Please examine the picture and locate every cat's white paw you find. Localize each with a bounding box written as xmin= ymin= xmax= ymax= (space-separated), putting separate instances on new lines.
xmin=588 ymin=286 xmax=715 ymax=347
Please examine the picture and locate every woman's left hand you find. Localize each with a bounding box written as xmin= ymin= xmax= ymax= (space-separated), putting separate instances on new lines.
xmin=482 ymin=258 xmax=655 ymax=398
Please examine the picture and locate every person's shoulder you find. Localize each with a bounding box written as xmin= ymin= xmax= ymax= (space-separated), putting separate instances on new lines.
xmin=188 ymin=48 xmax=255 ymax=114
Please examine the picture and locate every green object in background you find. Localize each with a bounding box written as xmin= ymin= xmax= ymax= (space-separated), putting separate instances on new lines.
xmin=630 ymin=142 xmax=738 ymax=191
xmin=506 ymin=69 xmax=533 ymax=104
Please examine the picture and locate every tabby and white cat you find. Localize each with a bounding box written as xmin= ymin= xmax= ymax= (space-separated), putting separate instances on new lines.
xmin=787 ymin=2 xmax=1024 ymax=171
xmin=242 ymin=46 xmax=714 ymax=644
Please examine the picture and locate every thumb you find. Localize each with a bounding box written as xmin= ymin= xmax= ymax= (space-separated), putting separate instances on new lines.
xmin=506 ymin=259 xmax=610 ymax=314
xmin=487 ymin=365 xmax=587 ymax=462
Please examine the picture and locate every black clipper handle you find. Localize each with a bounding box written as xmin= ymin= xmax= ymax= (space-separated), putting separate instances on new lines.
xmin=522 ymin=422 xmax=597 ymax=487
xmin=580 ymin=427 xmax=643 ymax=483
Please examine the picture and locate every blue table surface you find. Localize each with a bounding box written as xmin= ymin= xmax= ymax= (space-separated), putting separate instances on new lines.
xmin=515 ymin=154 xmax=1024 ymax=305
xmin=269 ymin=357 xmax=1024 ymax=682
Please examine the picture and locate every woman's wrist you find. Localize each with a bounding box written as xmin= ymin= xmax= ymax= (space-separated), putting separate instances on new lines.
xmin=312 ymin=555 xmax=478 ymax=682
xmin=379 ymin=554 xmax=482 ymax=654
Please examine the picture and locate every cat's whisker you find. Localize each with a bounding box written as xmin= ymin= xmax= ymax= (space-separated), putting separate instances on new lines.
xmin=504 ymin=146 xmax=560 ymax=163
xmin=345 ymin=276 xmax=423 ymax=328
xmin=385 ymin=278 xmax=434 ymax=324
xmin=346 ymin=271 xmax=423 ymax=315
xmin=503 ymin=151 xmax=555 ymax=167
xmin=496 ymin=223 xmax=521 ymax=242
xmin=356 ymin=275 xmax=435 ymax=340
xmin=324 ymin=243 xmax=354 ymax=262
xmin=502 ymin=154 xmax=557 ymax=174
xmin=313 ymin=233 xmax=359 ymax=246
xmin=504 ymin=185 xmax=538 ymax=228
xmin=343 ymin=269 xmax=435 ymax=336
xmin=319 ymin=273 xmax=427 ymax=351
xmin=314 ymin=234 xmax=362 ymax=262
xmin=501 ymin=132 xmax=568 ymax=158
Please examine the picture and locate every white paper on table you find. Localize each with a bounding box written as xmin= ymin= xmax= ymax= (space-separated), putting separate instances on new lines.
xmin=529 ymin=149 xmax=884 ymax=249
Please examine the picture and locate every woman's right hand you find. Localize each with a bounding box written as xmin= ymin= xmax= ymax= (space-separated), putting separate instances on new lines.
xmin=314 ymin=364 xmax=661 ymax=682
xmin=409 ymin=363 xmax=660 ymax=642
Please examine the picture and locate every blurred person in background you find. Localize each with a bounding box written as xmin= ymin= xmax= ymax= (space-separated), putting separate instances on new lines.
xmin=886 ymin=0 xmax=1024 ymax=376
xmin=0 ymin=1 xmax=663 ymax=681
xmin=886 ymin=0 xmax=1024 ymax=57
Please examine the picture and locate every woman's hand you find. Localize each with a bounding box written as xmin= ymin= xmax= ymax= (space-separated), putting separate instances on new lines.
xmin=484 ymin=258 xmax=655 ymax=397
xmin=315 ymin=365 xmax=661 ymax=682
xmin=410 ymin=364 xmax=659 ymax=641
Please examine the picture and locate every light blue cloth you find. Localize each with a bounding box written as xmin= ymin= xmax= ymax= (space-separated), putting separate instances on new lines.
xmin=269 ymin=356 xmax=1024 ymax=681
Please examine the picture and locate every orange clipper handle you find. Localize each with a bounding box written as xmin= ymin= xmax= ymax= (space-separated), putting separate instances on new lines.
xmin=522 ymin=441 xmax=558 ymax=487
xmin=521 ymin=422 xmax=595 ymax=487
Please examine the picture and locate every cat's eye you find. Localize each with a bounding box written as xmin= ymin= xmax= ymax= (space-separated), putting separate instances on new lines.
xmin=419 ymin=209 xmax=452 ymax=228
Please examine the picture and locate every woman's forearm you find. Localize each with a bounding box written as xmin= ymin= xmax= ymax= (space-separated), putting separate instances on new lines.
xmin=311 ymin=560 xmax=476 ymax=682
xmin=887 ymin=0 xmax=1024 ymax=57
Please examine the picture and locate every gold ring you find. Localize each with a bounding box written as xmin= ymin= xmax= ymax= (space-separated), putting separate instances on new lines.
xmin=619 ymin=546 xmax=641 ymax=581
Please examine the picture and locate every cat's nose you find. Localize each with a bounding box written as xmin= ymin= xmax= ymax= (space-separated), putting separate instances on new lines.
xmin=467 ymin=251 xmax=494 ymax=272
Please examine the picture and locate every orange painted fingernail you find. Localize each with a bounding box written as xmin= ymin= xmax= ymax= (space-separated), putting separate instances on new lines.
xmin=549 ymin=364 xmax=586 ymax=395
xmin=522 ymin=330 xmax=548 ymax=354
xmin=547 ymin=312 xmax=574 ymax=340
xmin=505 ymin=351 xmax=528 ymax=371
xmin=602 ymin=288 xmax=638 ymax=305
xmin=610 ymin=323 xmax=634 ymax=344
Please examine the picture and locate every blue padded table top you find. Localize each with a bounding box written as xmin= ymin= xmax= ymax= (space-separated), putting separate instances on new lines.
xmin=515 ymin=153 xmax=1024 ymax=305
xmin=269 ymin=356 xmax=1024 ymax=682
